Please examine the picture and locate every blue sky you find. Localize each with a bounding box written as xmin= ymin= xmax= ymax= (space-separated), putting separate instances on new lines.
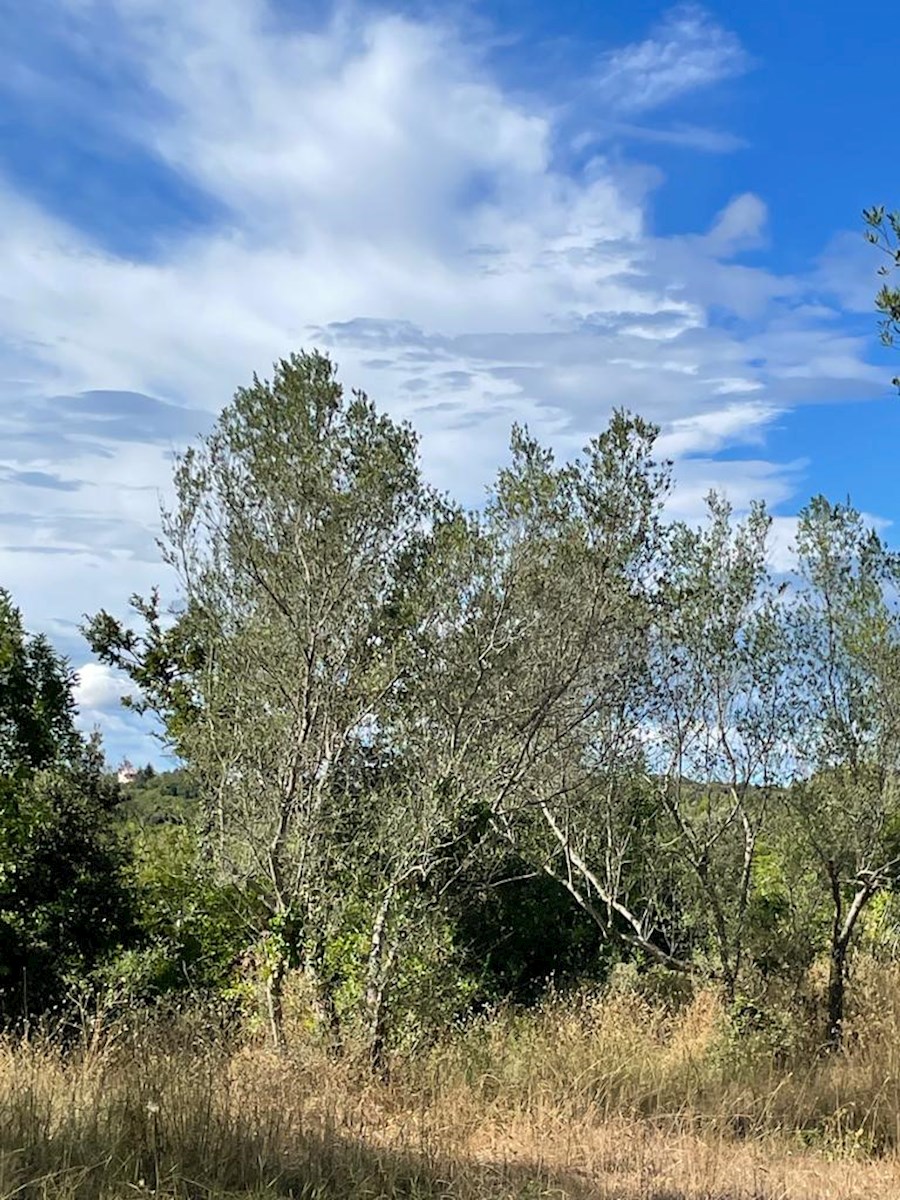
xmin=0 ymin=0 xmax=897 ymax=766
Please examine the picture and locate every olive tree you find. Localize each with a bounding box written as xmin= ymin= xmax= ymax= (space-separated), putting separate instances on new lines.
xmin=436 ymin=415 xmax=702 ymax=971
xmin=87 ymin=352 xmax=445 ymax=1049
xmin=789 ymin=497 xmax=900 ymax=1047
xmin=644 ymin=496 xmax=792 ymax=1000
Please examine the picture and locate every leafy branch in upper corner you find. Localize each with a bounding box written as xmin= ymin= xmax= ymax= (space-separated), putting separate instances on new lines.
xmin=864 ymin=205 xmax=900 ymax=386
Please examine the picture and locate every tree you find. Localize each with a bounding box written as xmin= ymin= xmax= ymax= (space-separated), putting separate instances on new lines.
xmin=410 ymin=415 xmax=696 ymax=973
xmin=644 ymin=496 xmax=791 ymax=1001
xmin=82 ymin=348 xmax=900 ymax=1053
xmin=492 ymin=419 xmax=676 ymax=965
xmin=85 ymin=352 xmax=449 ymax=1052
xmin=84 ymin=587 xmax=204 ymax=758
xmin=788 ymin=498 xmax=900 ymax=1047
xmin=1 ymin=588 xmax=82 ymax=774
xmin=0 ymin=590 xmax=133 ymax=1020
xmin=339 ymin=416 xmax=679 ymax=1064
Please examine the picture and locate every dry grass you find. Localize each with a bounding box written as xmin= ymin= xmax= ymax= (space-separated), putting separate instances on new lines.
xmin=5 ymin=966 xmax=900 ymax=1198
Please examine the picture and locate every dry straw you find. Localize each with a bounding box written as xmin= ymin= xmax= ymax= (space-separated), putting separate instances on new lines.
xmin=4 ymin=965 xmax=900 ymax=1198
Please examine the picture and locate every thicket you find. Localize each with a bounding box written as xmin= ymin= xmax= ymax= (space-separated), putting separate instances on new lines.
xmin=6 ymin=348 xmax=900 ymax=1078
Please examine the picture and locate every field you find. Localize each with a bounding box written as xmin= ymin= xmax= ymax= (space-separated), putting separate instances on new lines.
xmin=6 ymin=967 xmax=900 ymax=1199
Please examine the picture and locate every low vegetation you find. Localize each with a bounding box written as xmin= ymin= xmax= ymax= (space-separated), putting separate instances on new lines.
xmin=6 ymin=969 xmax=900 ymax=1199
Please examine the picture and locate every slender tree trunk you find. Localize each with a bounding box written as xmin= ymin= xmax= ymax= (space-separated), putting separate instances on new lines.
xmin=700 ymin=867 xmax=737 ymax=1006
xmin=827 ymin=938 xmax=847 ymax=1051
xmin=825 ymin=867 xmax=872 ymax=1051
xmin=266 ymin=953 xmax=287 ymax=1053
xmin=305 ymin=938 xmax=343 ymax=1058
xmin=309 ymin=970 xmax=342 ymax=1057
xmin=825 ymin=860 xmax=845 ymax=1050
xmin=366 ymin=975 xmax=390 ymax=1080
xmin=534 ymin=802 xmax=696 ymax=975
xmin=365 ymin=885 xmax=397 ymax=1079
xmin=652 ymin=780 xmax=744 ymax=992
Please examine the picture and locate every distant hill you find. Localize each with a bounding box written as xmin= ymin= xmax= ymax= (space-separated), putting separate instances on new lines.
xmin=113 ymin=765 xmax=199 ymax=824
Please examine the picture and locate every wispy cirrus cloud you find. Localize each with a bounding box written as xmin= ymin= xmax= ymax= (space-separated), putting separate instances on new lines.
xmin=591 ymin=3 xmax=749 ymax=116
xmin=596 ymin=121 xmax=747 ymax=154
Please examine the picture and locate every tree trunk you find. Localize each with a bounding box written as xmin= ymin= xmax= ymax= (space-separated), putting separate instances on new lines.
xmin=365 ymin=885 xmax=397 ymax=1080
xmin=825 ymin=860 xmax=846 ymax=1051
xmin=305 ymin=938 xmax=343 ymax=1058
xmin=827 ymin=938 xmax=846 ymax=1051
xmin=694 ymin=859 xmax=737 ymax=1006
xmin=266 ymin=954 xmax=287 ymax=1053
xmin=824 ymin=867 xmax=872 ymax=1051
xmin=309 ymin=970 xmax=342 ymax=1057
xmin=366 ymin=974 xmax=390 ymax=1080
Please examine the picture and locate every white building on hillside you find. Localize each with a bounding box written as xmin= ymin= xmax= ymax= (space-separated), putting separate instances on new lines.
xmin=117 ymin=759 xmax=138 ymax=785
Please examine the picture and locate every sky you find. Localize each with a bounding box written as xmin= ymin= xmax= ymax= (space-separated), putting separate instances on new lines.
xmin=0 ymin=0 xmax=898 ymax=767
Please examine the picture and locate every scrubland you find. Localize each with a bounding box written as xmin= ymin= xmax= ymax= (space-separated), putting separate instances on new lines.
xmin=7 ymin=965 xmax=900 ymax=1199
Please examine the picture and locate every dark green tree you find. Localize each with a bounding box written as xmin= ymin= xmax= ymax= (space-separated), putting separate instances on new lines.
xmin=0 ymin=589 xmax=133 ymax=1020
xmin=1 ymin=589 xmax=81 ymax=774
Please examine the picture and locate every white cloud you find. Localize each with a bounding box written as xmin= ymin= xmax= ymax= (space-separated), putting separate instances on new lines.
xmin=72 ymin=661 xmax=138 ymax=713
xmin=666 ymin=457 xmax=805 ymax=525
xmin=590 ymin=122 xmax=746 ymax=154
xmin=656 ymin=400 xmax=777 ymax=459
xmin=766 ymin=511 xmax=893 ymax=577
xmin=72 ymin=662 xmax=167 ymax=768
xmin=767 ymin=515 xmax=800 ymax=575
xmin=591 ymin=3 xmax=749 ymax=116
xmin=814 ymin=229 xmax=884 ymax=314
xmin=706 ymin=193 xmax=768 ymax=255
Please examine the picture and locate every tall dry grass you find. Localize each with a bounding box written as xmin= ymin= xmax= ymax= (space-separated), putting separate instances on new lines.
xmin=5 ymin=964 xmax=900 ymax=1198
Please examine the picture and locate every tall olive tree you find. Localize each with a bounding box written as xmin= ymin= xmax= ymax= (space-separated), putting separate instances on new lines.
xmin=644 ymin=496 xmax=791 ymax=1000
xmin=789 ymin=497 xmax=900 ymax=1047
xmin=436 ymin=415 xmax=700 ymax=971
xmin=87 ymin=352 xmax=444 ymax=1049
